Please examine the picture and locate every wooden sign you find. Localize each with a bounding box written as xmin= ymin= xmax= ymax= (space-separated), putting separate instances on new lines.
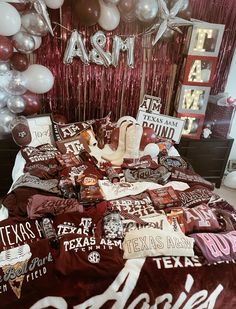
xmin=136 ymin=111 xmax=185 ymax=143
xmin=139 ymin=94 xmax=162 ymax=114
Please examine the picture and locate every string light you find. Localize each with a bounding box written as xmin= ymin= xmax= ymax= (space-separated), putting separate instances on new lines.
xmin=181 ymin=117 xmax=197 ymax=134
xmin=183 ymin=89 xmax=204 ymax=110
xmin=194 ymin=29 xmax=213 ymax=52
xmin=188 ymin=60 xmax=203 ymax=82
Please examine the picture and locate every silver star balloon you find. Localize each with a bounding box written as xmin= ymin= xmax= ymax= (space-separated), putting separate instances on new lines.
xmin=33 ymin=0 xmax=54 ymax=36
xmin=145 ymin=0 xmax=192 ymax=45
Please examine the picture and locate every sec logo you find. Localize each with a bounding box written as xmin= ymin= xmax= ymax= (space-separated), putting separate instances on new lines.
xmin=88 ymin=251 xmax=100 ymax=264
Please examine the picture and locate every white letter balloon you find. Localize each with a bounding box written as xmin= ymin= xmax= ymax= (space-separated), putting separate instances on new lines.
xmin=22 ymin=64 xmax=54 ymax=94
xmin=143 ymin=143 xmax=160 ymax=159
xmin=0 ymin=2 xmax=21 ymax=36
xmin=44 ymin=0 xmax=64 ymax=9
xmin=98 ymin=0 xmax=120 ymax=31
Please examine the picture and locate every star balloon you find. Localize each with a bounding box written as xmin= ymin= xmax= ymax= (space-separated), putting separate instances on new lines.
xmin=33 ymin=0 xmax=54 ymax=36
xmin=145 ymin=0 xmax=193 ymax=45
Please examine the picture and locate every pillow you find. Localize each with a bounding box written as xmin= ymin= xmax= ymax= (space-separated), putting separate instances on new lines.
xmin=26 ymin=114 xmax=55 ymax=147
xmin=159 ymin=156 xmax=188 ymax=170
xmin=52 ymin=119 xmax=93 ymax=141
xmin=123 ymin=228 xmax=195 ymax=259
xmin=21 ymin=143 xmax=59 ymax=164
xmin=56 ymin=135 xmax=90 ymax=155
xmin=177 ymin=185 xmax=215 ymax=208
xmin=212 ymin=208 xmax=235 ymax=232
xmin=92 ymin=113 xmax=116 ymax=149
xmin=183 ymin=204 xmax=221 ymax=234
xmin=148 ymin=186 xmax=180 ymax=210
xmin=124 ymin=166 xmax=170 ymax=183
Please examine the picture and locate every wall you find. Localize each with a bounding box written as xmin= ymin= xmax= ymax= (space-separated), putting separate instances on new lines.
xmin=225 ymin=48 xmax=236 ymax=163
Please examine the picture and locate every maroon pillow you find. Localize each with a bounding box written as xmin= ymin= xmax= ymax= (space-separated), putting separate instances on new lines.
xmin=148 ymin=187 xmax=180 ymax=210
xmin=52 ymin=120 xmax=93 ymax=141
xmin=21 ymin=143 xmax=59 ymax=164
xmin=56 ymin=135 xmax=90 ymax=155
xmin=183 ymin=204 xmax=221 ymax=234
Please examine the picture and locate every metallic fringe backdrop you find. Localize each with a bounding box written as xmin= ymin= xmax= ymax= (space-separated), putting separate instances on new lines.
xmin=36 ymin=0 xmax=236 ymax=122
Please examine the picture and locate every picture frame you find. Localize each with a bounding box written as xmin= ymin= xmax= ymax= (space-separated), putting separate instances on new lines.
xmin=26 ymin=114 xmax=55 ymax=147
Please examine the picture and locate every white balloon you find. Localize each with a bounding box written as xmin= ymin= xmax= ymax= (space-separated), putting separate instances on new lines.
xmin=98 ymin=0 xmax=120 ymax=31
xmin=143 ymin=143 xmax=160 ymax=159
xmin=44 ymin=0 xmax=64 ymax=9
xmin=33 ymin=35 xmax=42 ymax=50
xmin=0 ymin=3 xmax=21 ymax=36
xmin=117 ymin=116 xmax=137 ymax=127
xmin=22 ymin=64 xmax=54 ymax=94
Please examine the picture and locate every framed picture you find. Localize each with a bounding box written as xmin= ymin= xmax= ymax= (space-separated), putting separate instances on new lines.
xmin=26 ymin=114 xmax=55 ymax=147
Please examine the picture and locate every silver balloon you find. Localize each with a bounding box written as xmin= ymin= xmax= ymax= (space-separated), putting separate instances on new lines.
xmin=21 ymin=11 xmax=48 ymax=36
xmin=89 ymin=31 xmax=112 ymax=67
xmin=0 ymin=62 xmax=10 ymax=76
xmin=33 ymin=0 xmax=54 ymax=36
xmin=0 ymin=107 xmax=16 ymax=139
xmin=0 ymin=90 xmax=9 ymax=109
xmin=135 ymin=0 xmax=158 ymax=22
xmin=104 ymin=0 xmax=120 ymax=4
xmin=4 ymin=70 xmax=27 ymax=95
xmin=12 ymin=31 xmax=35 ymax=54
xmin=63 ymin=30 xmax=89 ymax=65
xmin=7 ymin=95 xmax=26 ymax=114
xmin=112 ymin=36 xmax=135 ymax=68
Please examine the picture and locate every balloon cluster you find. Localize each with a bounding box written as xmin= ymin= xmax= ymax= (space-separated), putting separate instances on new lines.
xmin=72 ymin=0 xmax=191 ymax=34
xmin=0 ymin=1 xmax=63 ymax=140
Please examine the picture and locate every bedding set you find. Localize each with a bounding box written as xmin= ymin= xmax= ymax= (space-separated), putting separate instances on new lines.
xmin=0 ymin=115 xmax=236 ymax=309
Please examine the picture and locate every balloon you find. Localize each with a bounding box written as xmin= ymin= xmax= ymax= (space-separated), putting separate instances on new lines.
xmin=11 ymin=2 xmax=30 ymax=13
xmin=21 ymin=11 xmax=48 ymax=36
xmin=161 ymin=28 xmax=175 ymax=41
xmin=7 ymin=95 xmax=26 ymax=114
xmin=12 ymin=31 xmax=35 ymax=54
xmin=118 ymin=0 xmax=135 ymax=13
xmin=74 ymin=0 xmax=101 ymax=27
xmin=33 ymin=35 xmax=42 ymax=50
xmin=22 ymin=64 xmax=54 ymax=94
xmin=0 ymin=36 xmax=13 ymax=61
xmin=177 ymin=3 xmax=192 ymax=20
xmin=104 ymin=0 xmax=120 ymax=4
xmin=45 ymin=0 xmax=64 ymax=9
xmin=4 ymin=70 xmax=27 ymax=95
xmin=0 ymin=107 xmax=16 ymax=137
xmin=143 ymin=143 xmax=160 ymax=158
xmin=0 ymin=3 xmax=21 ymax=36
xmin=10 ymin=53 xmax=29 ymax=72
xmin=52 ymin=113 xmax=68 ymax=123
xmin=63 ymin=30 xmax=89 ymax=65
xmin=112 ymin=36 xmax=135 ymax=68
xmin=135 ymin=0 xmax=158 ymax=22
xmin=21 ymin=91 xmax=41 ymax=116
xmin=0 ymin=61 xmax=10 ymax=75
xmin=89 ymin=31 xmax=112 ymax=67
xmin=117 ymin=116 xmax=137 ymax=126
xmin=98 ymin=0 xmax=120 ymax=31
xmin=0 ymin=90 xmax=9 ymax=109
xmin=33 ymin=0 xmax=54 ymax=36
xmin=140 ymin=127 xmax=157 ymax=150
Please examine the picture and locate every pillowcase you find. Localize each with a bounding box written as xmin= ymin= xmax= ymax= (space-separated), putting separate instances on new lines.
xmin=183 ymin=204 xmax=221 ymax=234
xmin=191 ymin=231 xmax=236 ymax=264
xmin=52 ymin=120 xmax=92 ymax=141
xmin=56 ymin=135 xmax=90 ymax=155
xmin=21 ymin=143 xmax=59 ymax=164
xmin=123 ymin=228 xmax=195 ymax=259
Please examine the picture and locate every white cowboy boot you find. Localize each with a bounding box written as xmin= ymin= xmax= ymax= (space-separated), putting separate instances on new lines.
xmin=112 ymin=123 xmax=143 ymax=166
xmin=101 ymin=121 xmax=131 ymax=162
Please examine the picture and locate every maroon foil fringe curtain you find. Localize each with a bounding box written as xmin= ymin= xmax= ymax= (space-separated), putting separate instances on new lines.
xmin=36 ymin=0 xmax=236 ymax=122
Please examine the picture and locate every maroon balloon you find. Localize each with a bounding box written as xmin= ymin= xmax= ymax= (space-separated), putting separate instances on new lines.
xmin=52 ymin=113 xmax=68 ymax=124
xmin=21 ymin=92 xmax=41 ymax=116
xmin=0 ymin=36 xmax=13 ymax=61
xmin=10 ymin=53 xmax=29 ymax=72
xmin=74 ymin=0 xmax=101 ymax=26
xmin=118 ymin=0 xmax=135 ymax=13
xmin=11 ymin=3 xmax=30 ymax=12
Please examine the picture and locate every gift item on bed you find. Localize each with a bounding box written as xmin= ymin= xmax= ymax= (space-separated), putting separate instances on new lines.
xmin=1 ymin=114 xmax=236 ymax=309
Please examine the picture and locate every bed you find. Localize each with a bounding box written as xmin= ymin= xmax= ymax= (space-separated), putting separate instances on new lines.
xmin=1 ymin=115 xmax=236 ymax=309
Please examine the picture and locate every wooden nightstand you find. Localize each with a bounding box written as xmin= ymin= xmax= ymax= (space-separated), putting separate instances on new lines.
xmin=0 ymin=138 xmax=19 ymax=196
xmin=175 ymin=137 xmax=234 ymax=188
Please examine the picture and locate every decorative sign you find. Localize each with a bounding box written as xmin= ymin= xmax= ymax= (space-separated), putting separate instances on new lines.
xmin=27 ymin=114 xmax=54 ymax=147
xmin=181 ymin=55 xmax=217 ymax=86
xmin=136 ymin=111 xmax=185 ymax=143
xmin=176 ymin=112 xmax=205 ymax=139
xmin=139 ymin=94 xmax=162 ymax=114
xmin=175 ymin=84 xmax=211 ymax=114
xmin=187 ymin=20 xmax=225 ymax=57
